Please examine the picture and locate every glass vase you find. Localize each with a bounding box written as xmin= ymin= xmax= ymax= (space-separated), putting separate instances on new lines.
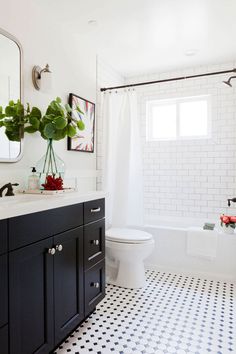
xmin=36 ymin=139 xmax=65 ymax=188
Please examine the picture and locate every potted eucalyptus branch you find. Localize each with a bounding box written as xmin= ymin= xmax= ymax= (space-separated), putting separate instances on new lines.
xmin=0 ymin=97 xmax=85 ymax=189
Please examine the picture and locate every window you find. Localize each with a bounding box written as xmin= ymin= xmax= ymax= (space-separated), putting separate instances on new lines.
xmin=146 ymin=96 xmax=210 ymax=141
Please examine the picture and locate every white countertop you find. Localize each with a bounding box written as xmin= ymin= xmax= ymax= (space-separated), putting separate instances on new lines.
xmin=0 ymin=191 xmax=106 ymax=220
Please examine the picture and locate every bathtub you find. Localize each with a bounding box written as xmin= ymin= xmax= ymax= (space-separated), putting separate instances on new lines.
xmin=141 ymin=215 xmax=236 ymax=282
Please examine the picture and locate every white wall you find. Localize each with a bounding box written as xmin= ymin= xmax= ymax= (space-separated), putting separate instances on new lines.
xmin=0 ymin=1 xmax=97 ymax=190
xmin=128 ymin=62 xmax=236 ymax=220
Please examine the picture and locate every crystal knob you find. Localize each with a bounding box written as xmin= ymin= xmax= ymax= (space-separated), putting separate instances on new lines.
xmin=91 ymin=282 xmax=100 ymax=288
xmin=56 ymin=244 xmax=63 ymax=252
xmin=91 ymin=240 xmax=99 ymax=246
xmin=48 ymin=247 xmax=56 ymax=255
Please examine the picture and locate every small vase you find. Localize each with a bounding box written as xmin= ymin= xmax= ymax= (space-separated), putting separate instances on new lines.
xmin=221 ymin=224 xmax=235 ymax=234
xmin=36 ymin=139 xmax=65 ymax=188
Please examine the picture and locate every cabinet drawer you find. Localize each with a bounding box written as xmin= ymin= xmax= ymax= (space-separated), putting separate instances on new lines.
xmin=84 ymin=259 xmax=105 ymax=317
xmin=0 ymin=220 xmax=7 ymax=255
xmin=84 ymin=199 xmax=105 ymax=225
xmin=9 ymin=203 xmax=83 ymax=250
xmin=0 ymin=255 xmax=8 ymax=328
xmin=84 ymin=219 xmax=105 ymax=270
xmin=0 ymin=325 xmax=8 ymax=354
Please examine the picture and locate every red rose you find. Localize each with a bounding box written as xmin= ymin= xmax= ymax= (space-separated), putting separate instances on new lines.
xmin=229 ymin=216 xmax=236 ymax=223
xmin=42 ymin=175 xmax=64 ymax=190
xmin=220 ymin=215 xmax=225 ymax=222
xmin=222 ymin=216 xmax=230 ymax=224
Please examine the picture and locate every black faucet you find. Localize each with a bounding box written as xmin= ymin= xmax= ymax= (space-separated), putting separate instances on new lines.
xmin=0 ymin=183 xmax=19 ymax=197
xmin=227 ymin=198 xmax=236 ymax=207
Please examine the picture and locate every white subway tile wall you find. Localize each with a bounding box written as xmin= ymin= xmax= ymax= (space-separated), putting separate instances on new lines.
xmin=134 ymin=62 xmax=236 ymax=220
xmin=97 ymin=61 xmax=236 ymax=220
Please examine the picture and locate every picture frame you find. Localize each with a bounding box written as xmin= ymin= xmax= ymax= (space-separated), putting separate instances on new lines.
xmin=67 ymin=93 xmax=95 ymax=153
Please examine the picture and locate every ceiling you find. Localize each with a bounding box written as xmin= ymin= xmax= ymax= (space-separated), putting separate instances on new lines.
xmin=42 ymin=0 xmax=236 ymax=77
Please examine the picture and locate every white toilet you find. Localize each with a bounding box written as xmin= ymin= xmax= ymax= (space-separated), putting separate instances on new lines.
xmin=105 ymin=228 xmax=155 ymax=289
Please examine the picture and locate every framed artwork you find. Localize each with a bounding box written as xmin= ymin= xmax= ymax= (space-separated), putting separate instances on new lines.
xmin=67 ymin=93 xmax=95 ymax=153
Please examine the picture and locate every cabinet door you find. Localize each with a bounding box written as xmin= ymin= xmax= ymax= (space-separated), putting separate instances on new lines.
xmin=9 ymin=238 xmax=54 ymax=354
xmin=84 ymin=219 xmax=105 ymax=270
xmin=0 ymin=325 xmax=8 ymax=354
xmin=54 ymin=227 xmax=84 ymax=344
xmin=0 ymin=255 xmax=8 ymax=328
xmin=84 ymin=260 xmax=105 ymax=317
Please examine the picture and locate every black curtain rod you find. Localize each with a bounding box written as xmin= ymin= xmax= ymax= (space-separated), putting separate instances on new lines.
xmin=100 ymin=68 xmax=236 ymax=92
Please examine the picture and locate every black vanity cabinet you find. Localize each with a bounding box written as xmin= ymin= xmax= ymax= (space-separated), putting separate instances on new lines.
xmin=0 ymin=220 xmax=8 ymax=354
xmin=0 ymin=197 xmax=105 ymax=354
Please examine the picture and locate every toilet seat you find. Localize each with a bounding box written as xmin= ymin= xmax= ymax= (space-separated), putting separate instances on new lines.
xmin=106 ymin=228 xmax=153 ymax=244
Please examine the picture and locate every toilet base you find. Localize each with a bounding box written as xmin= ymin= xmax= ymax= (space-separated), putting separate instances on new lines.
xmin=107 ymin=260 xmax=146 ymax=289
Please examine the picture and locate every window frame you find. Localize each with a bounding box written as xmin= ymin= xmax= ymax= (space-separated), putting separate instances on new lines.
xmin=146 ymin=95 xmax=212 ymax=142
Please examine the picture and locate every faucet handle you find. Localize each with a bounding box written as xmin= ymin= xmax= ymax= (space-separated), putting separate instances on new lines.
xmin=5 ymin=183 xmax=19 ymax=197
xmin=228 ymin=197 xmax=236 ymax=207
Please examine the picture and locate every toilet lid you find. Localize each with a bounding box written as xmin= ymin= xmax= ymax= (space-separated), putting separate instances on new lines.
xmin=106 ymin=228 xmax=153 ymax=244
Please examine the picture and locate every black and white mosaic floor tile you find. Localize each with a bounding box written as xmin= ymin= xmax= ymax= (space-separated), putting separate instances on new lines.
xmin=55 ymin=270 xmax=235 ymax=354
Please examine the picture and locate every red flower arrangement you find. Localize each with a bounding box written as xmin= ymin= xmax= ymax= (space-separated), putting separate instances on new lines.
xmin=220 ymin=214 xmax=236 ymax=229
xmin=42 ymin=175 xmax=64 ymax=190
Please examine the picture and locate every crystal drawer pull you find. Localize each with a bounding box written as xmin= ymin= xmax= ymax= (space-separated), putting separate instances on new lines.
xmin=91 ymin=282 xmax=100 ymax=288
xmin=91 ymin=239 xmax=100 ymax=245
xmin=91 ymin=207 xmax=101 ymax=213
xmin=48 ymin=247 xmax=56 ymax=256
xmin=56 ymin=244 xmax=63 ymax=252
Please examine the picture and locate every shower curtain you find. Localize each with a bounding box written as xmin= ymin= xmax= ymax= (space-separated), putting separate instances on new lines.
xmin=102 ymin=90 xmax=143 ymax=228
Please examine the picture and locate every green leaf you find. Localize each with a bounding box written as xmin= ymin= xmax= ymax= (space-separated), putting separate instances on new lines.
xmin=5 ymin=125 xmax=14 ymax=132
xmin=9 ymin=100 xmax=14 ymax=106
xmin=65 ymin=103 xmax=72 ymax=113
xmin=5 ymin=130 xmax=20 ymax=142
xmin=43 ymin=114 xmax=54 ymax=122
xmin=16 ymin=101 xmax=24 ymax=116
xmin=51 ymin=128 xmax=67 ymax=140
xmin=5 ymin=106 xmax=15 ymax=117
xmin=76 ymin=105 xmax=84 ymax=115
xmin=24 ymin=126 xmax=38 ymax=133
xmin=67 ymin=124 xmax=77 ymax=138
xmin=56 ymin=97 xmax=62 ymax=104
xmin=29 ymin=116 xmax=40 ymax=129
xmin=30 ymin=107 xmax=41 ymax=119
xmin=44 ymin=122 xmax=56 ymax=138
xmin=26 ymin=103 xmax=30 ymax=113
xmin=55 ymin=116 xmax=67 ymax=129
xmin=77 ymin=120 xmax=85 ymax=131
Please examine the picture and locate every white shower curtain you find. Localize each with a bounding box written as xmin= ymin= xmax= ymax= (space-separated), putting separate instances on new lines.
xmin=102 ymin=90 xmax=143 ymax=228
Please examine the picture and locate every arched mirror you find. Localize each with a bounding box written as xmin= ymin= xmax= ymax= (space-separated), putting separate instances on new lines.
xmin=0 ymin=28 xmax=22 ymax=162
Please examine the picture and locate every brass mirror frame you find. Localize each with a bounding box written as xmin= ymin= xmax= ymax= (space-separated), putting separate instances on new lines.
xmin=0 ymin=27 xmax=23 ymax=163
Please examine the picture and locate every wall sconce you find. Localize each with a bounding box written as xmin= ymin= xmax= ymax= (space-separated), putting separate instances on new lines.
xmin=32 ymin=64 xmax=52 ymax=91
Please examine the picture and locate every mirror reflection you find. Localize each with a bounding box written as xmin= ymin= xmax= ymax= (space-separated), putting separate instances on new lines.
xmin=0 ymin=30 xmax=21 ymax=161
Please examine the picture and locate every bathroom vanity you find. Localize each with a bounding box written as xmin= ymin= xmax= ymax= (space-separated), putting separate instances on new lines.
xmin=0 ymin=192 xmax=105 ymax=354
